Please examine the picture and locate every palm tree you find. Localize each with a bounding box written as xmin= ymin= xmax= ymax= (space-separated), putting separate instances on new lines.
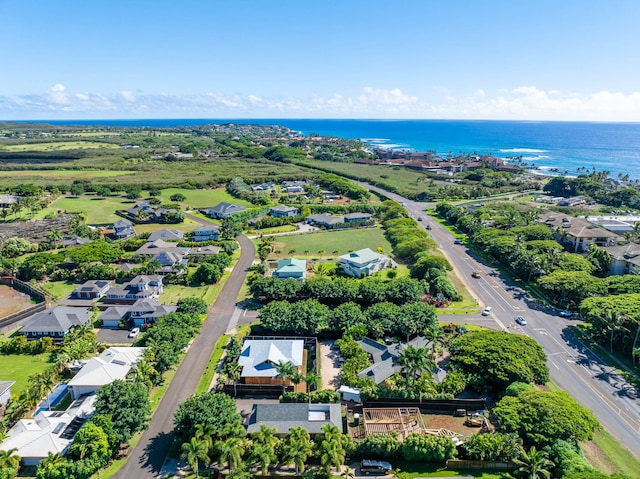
xmin=248 ymin=443 xmax=277 ymax=475
xmin=304 ymin=371 xmax=320 ymax=401
xmin=181 ymin=437 xmax=210 ymax=478
xmin=397 ymin=345 xmax=434 ymax=388
xmin=602 ymin=309 xmax=629 ymax=353
xmin=0 ymin=448 xmax=21 ymax=474
xmin=194 ymin=423 xmax=217 ymax=451
xmin=215 ymin=436 xmax=246 ymax=472
xmin=288 ymin=248 xmax=296 ymax=255
xmin=424 ymin=327 xmax=445 ymax=359
xmin=318 ymin=425 xmax=346 ymax=474
xmin=227 ymin=362 xmax=242 ymax=397
xmin=274 ymin=360 xmax=296 ymax=396
xmin=512 ymin=446 xmax=554 ymax=479
xmin=251 ymin=424 xmax=280 ymax=451
xmin=282 ymin=427 xmax=313 ymax=473
xmin=0 ymin=208 xmax=8 ymax=222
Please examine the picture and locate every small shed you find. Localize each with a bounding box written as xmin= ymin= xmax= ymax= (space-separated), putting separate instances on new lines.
xmin=338 ymin=385 xmax=361 ymax=403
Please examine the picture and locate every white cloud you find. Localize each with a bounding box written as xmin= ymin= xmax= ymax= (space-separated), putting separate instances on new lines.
xmin=2 ymin=84 xmax=640 ymax=121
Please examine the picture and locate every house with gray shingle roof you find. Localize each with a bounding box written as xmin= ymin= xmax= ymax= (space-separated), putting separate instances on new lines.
xmin=113 ymin=219 xmax=135 ymax=239
xmin=270 ymin=205 xmax=299 ymax=218
xmin=246 ymin=403 xmax=342 ymax=435
xmin=238 ymin=338 xmax=304 ymax=385
xmin=20 ymin=306 xmax=92 ymax=340
xmin=306 ymin=213 xmax=344 ymax=228
xmin=72 ymin=280 xmax=111 ymax=299
xmin=148 ymin=229 xmax=184 ymax=242
xmin=193 ymin=224 xmax=220 ymax=242
xmin=206 ymin=202 xmax=246 ymax=219
xmin=344 ymin=212 xmax=372 ymax=223
xmin=357 ymin=336 xmax=444 ymax=385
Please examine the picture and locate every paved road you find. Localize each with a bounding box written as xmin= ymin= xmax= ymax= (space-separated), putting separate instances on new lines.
xmin=361 ymin=182 xmax=640 ymax=458
xmin=115 ymin=235 xmax=256 ymax=479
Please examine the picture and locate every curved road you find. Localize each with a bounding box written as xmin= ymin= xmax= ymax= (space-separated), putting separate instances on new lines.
xmin=363 ymin=182 xmax=640 ymax=458
xmin=115 ymin=234 xmax=256 ymax=478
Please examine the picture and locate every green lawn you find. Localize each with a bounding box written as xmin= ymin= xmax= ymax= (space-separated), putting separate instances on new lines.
xmin=134 ymin=218 xmax=200 ymax=235
xmin=1 ymin=352 xmax=53 ymax=396
xmin=158 ymin=187 xmax=253 ymax=209
xmin=40 ymin=281 xmax=77 ymax=300
xmin=589 ymin=429 xmax=640 ymax=477
xmin=162 ymin=269 xmax=231 ymax=305
xmin=263 ymin=227 xmax=393 ymax=260
xmin=1 ymin=141 xmax=122 ymax=151
xmin=38 ymin=195 xmax=139 ymax=225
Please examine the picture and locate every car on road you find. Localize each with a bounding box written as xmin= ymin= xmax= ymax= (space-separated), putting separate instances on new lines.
xmin=515 ymin=316 xmax=527 ymax=326
xmin=471 ymin=271 xmax=481 ymax=278
xmin=454 ymin=239 xmax=462 ymax=244
xmin=426 ymin=224 xmax=432 ymax=230
xmin=418 ymin=217 xmax=423 ymax=221
xmin=481 ymin=306 xmax=492 ymax=316
xmin=559 ymin=310 xmax=573 ymax=318
xmin=128 ymin=327 xmax=140 ymax=338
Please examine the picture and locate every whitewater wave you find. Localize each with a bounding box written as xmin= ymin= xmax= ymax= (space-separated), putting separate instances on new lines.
xmin=361 ymin=138 xmax=391 ymax=143
xmin=522 ymin=155 xmax=551 ymax=161
xmin=500 ymin=148 xmax=548 ymax=154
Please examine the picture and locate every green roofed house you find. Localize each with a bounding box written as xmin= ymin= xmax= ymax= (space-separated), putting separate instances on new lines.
xmin=273 ymin=258 xmax=307 ymax=280
xmin=339 ymin=248 xmax=391 ymax=277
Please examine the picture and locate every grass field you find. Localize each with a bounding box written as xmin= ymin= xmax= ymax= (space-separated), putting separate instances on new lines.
xmin=134 ymin=218 xmax=200 ymax=235
xmin=1 ymin=352 xmax=53 ymax=396
xmin=0 ymin=169 xmax=135 ymax=179
xmin=260 ymin=227 xmax=393 ymax=260
xmin=158 ymin=187 xmax=253 ymax=209
xmin=40 ymin=281 xmax=77 ymax=300
xmin=0 ymin=141 xmax=122 ymax=151
xmin=37 ymin=195 xmax=140 ymax=224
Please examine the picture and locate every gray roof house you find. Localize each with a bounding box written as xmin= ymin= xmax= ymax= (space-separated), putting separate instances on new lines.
xmin=206 ymin=202 xmax=246 ymax=219
xmin=128 ymin=298 xmax=177 ymax=326
xmin=148 ymin=229 xmax=185 ymax=242
xmin=104 ymin=275 xmax=163 ymax=304
xmin=306 ymin=213 xmax=344 ymax=228
xmin=339 ymin=248 xmax=390 ymax=277
xmin=72 ymin=280 xmax=111 ymax=299
xmin=99 ymin=306 xmax=131 ymax=328
xmin=63 ymin=236 xmax=91 ymax=247
xmin=357 ymin=336 xmax=445 ymax=385
xmin=20 ymin=306 xmax=92 ymax=340
xmin=270 ymin=205 xmax=299 ymax=218
xmin=192 ymin=224 xmax=220 ymax=242
xmin=135 ymin=239 xmax=189 ymax=257
xmin=344 ymin=212 xmax=372 ymax=223
xmin=113 ymin=219 xmax=135 ymax=239
xmin=238 ymin=339 xmax=304 ymax=384
xmin=246 ymin=403 xmax=343 ymax=435
xmin=0 ymin=380 xmax=15 ymax=406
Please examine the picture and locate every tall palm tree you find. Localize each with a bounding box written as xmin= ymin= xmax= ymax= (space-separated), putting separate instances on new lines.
xmin=194 ymin=423 xmax=217 ymax=451
xmin=274 ymin=360 xmax=296 ymax=396
xmin=424 ymin=327 xmax=445 ymax=359
xmin=318 ymin=428 xmax=346 ymax=474
xmin=251 ymin=424 xmax=280 ymax=451
xmin=181 ymin=437 xmax=210 ymax=478
xmin=227 ymin=362 xmax=242 ymax=397
xmin=248 ymin=442 xmax=277 ymax=475
xmin=602 ymin=309 xmax=629 ymax=353
xmin=282 ymin=427 xmax=313 ymax=473
xmin=0 ymin=448 xmax=21 ymax=474
xmin=512 ymin=446 xmax=554 ymax=479
xmin=215 ymin=436 xmax=246 ymax=472
xmin=304 ymin=371 xmax=320 ymax=401
xmin=397 ymin=345 xmax=434 ymax=388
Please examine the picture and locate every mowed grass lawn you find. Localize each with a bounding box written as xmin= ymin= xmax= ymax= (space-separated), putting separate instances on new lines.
xmin=0 ymin=352 xmax=53 ymax=396
xmin=38 ymin=195 xmax=140 ymax=225
xmin=158 ymin=187 xmax=253 ymax=209
xmin=263 ymin=227 xmax=393 ymax=260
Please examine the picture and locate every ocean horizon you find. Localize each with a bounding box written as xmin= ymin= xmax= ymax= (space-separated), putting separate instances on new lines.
xmin=17 ymin=118 xmax=640 ymax=181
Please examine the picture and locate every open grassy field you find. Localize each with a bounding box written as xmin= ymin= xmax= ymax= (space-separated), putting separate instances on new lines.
xmin=262 ymin=227 xmax=393 ymax=260
xmin=0 ymin=169 xmax=135 ymax=179
xmin=40 ymin=281 xmax=77 ymax=300
xmin=0 ymin=141 xmax=122 ymax=151
xmin=1 ymin=352 xmax=53 ymax=396
xmin=38 ymin=195 xmax=138 ymax=225
xmin=134 ymin=218 xmax=200 ymax=235
xmin=158 ymin=187 xmax=253 ymax=209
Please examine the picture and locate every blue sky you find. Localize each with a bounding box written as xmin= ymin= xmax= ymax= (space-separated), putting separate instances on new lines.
xmin=1 ymin=0 xmax=639 ymax=121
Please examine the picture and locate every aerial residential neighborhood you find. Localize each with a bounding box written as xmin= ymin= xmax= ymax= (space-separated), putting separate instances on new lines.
xmin=0 ymin=123 xmax=638 ymax=479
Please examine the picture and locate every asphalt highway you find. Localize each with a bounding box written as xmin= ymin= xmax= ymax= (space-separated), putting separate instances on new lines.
xmin=363 ymin=182 xmax=640 ymax=458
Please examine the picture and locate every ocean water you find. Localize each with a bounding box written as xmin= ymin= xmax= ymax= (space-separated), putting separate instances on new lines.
xmin=41 ymin=119 xmax=640 ymax=181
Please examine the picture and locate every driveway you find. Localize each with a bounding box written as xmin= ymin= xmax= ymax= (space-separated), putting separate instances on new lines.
xmin=319 ymin=340 xmax=342 ymax=390
xmin=97 ymin=328 xmax=137 ymax=345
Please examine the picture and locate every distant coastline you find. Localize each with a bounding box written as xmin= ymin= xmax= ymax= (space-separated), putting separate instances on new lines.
xmin=14 ymin=118 xmax=640 ymax=181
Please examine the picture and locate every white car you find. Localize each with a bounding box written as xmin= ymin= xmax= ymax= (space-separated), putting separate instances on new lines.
xmin=128 ymin=327 xmax=140 ymax=338
xmin=559 ymin=310 xmax=573 ymax=318
xmin=481 ymin=307 xmax=492 ymax=316
xmin=515 ymin=316 xmax=527 ymax=326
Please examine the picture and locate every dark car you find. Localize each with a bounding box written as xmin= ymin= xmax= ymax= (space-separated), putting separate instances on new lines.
xmin=360 ymin=460 xmax=393 ymax=475
xmin=426 ymin=224 xmax=432 ymax=230
xmin=454 ymin=239 xmax=462 ymax=244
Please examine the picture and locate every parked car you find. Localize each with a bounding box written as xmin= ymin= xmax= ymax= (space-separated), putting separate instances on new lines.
xmin=360 ymin=460 xmax=393 ymax=475
xmin=128 ymin=327 xmax=140 ymax=338
xmin=481 ymin=307 xmax=492 ymax=316
xmin=515 ymin=316 xmax=527 ymax=326
xmin=417 ymin=217 xmax=423 ymax=221
xmin=559 ymin=310 xmax=573 ymax=317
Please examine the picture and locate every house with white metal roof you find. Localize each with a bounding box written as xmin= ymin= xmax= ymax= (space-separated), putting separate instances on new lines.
xmin=339 ymin=248 xmax=390 ymax=277
xmin=238 ymin=339 xmax=304 ymax=385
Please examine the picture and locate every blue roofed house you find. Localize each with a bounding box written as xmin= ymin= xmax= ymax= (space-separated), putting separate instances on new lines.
xmin=272 ymin=258 xmax=307 ymax=280
xmin=206 ymin=202 xmax=246 ymax=219
xmin=270 ymin=205 xmax=299 ymax=218
xmin=20 ymin=306 xmax=92 ymax=341
xmin=339 ymin=248 xmax=391 ymax=277
xmin=193 ymin=224 xmax=220 ymax=242
xmin=238 ymin=338 xmax=304 ymax=385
